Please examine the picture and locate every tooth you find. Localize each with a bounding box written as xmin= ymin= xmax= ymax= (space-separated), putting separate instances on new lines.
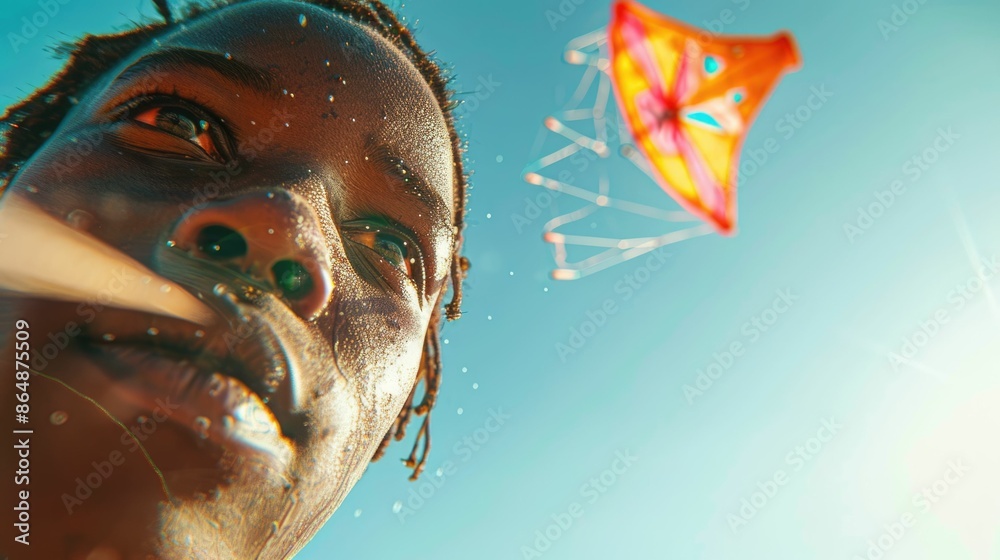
xmin=193 ymin=416 xmax=211 ymax=439
xmin=208 ymin=373 xmax=225 ymax=397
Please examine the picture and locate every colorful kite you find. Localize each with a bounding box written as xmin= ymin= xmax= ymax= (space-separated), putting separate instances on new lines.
xmin=522 ymin=1 xmax=801 ymax=279
xmin=608 ymin=0 xmax=801 ymax=234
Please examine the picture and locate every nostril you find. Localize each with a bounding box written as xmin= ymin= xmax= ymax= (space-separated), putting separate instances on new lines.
xmin=171 ymin=190 xmax=333 ymax=320
xmin=272 ymin=260 xmax=314 ymax=300
xmin=197 ymin=225 xmax=248 ymax=260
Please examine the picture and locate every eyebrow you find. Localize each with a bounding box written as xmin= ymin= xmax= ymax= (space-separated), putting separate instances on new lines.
xmin=369 ymin=144 xmax=450 ymax=224
xmin=116 ymin=48 xmax=279 ymax=97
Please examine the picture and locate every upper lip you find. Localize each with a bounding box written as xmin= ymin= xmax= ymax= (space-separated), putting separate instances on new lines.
xmin=80 ymin=298 xmax=306 ymax=442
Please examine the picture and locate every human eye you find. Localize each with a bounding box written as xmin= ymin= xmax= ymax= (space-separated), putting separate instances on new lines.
xmin=113 ymin=95 xmax=231 ymax=164
xmin=354 ymin=229 xmax=412 ymax=276
xmin=343 ymin=220 xmax=424 ymax=296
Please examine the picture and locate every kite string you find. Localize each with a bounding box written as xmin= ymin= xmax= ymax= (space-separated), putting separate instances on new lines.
xmin=29 ymin=368 xmax=175 ymax=503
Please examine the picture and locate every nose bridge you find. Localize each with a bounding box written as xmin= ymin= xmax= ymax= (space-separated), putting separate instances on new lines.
xmin=170 ymin=189 xmax=333 ymax=320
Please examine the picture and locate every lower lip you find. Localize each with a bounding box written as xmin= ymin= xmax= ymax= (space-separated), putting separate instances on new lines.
xmin=90 ymin=343 xmax=293 ymax=470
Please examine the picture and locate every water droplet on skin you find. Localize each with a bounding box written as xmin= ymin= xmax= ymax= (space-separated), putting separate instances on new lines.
xmin=328 ymin=94 xmax=335 ymax=102
xmin=194 ymin=329 xmax=205 ymax=338
xmin=141 ymin=276 xmax=152 ymax=285
xmin=66 ymin=209 xmax=94 ymax=229
xmin=50 ymin=411 xmax=68 ymax=425
xmin=137 ymin=415 xmax=149 ymax=425
xmin=250 ymin=120 xmax=256 ymax=125
xmin=271 ymin=521 xmax=280 ymax=534
xmin=473 ymin=383 xmax=479 ymax=389
xmin=354 ymin=509 xmax=362 ymax=518
xmin=324 ymin=59 xmax=330 ymax=67
xmin=267 ymin=228 xmax=275 ymax=234
xmin=213 ymin=283 xmax=227 ymax=296
xmin=298 ymin=14 xmax=307 ymax=27
xmin=160 ymin=285 xmax=171 ymax=293
xmin=392 ymin=501 xmax=403 ymax=513
xmin=102 ymin=333 xmax=116 ymax=342
xmin=193 ymin=416 xmax=211 ymax=439
xmin=224 ymin=52 xmax=232 ymax=60
xmin=165 ymin=240 xmax=176 ymax=248
xmin=222 ymin=415 xmax=235 ymax=430
xmin=282 ymin=89 xmax=288 ymax=95
xmin=147 ymin=327 xmax=159 ymax=336
xmin=266 ymin=191 xmax=275 ymax=199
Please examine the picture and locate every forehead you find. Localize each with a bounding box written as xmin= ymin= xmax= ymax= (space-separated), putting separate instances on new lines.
xmin=138 ymin=0 xmax=455 ymax=211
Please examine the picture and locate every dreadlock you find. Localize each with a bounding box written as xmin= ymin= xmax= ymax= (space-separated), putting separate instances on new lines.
xmin=0 ymin=0 xmax=470 ymax=481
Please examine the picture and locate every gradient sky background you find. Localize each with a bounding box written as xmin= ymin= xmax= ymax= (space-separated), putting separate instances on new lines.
xmin=3 ymin=0 xmax=1000 ymax=558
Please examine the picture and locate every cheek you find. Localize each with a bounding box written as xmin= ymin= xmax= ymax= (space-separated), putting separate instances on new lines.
xmin=4 ymin=137 xmax=186 ymax=251
xmin=328 ymin=281 xmax=438 ymax=423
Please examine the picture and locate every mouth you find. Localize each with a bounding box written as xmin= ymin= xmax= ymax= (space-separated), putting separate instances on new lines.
xmin=75 ymin=303 xmax=306 ymax=471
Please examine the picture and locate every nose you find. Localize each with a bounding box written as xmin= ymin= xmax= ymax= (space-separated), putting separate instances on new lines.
xmin=170 ymin=190 xmax=333 ymax=320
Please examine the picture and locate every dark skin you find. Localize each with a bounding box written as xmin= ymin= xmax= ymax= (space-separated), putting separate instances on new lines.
xmin=0 ymin=1 xmax=456 ymax=558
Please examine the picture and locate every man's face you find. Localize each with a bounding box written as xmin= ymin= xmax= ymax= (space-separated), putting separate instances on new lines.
xmin=0 ymin=1 xmax=455 ymax=557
